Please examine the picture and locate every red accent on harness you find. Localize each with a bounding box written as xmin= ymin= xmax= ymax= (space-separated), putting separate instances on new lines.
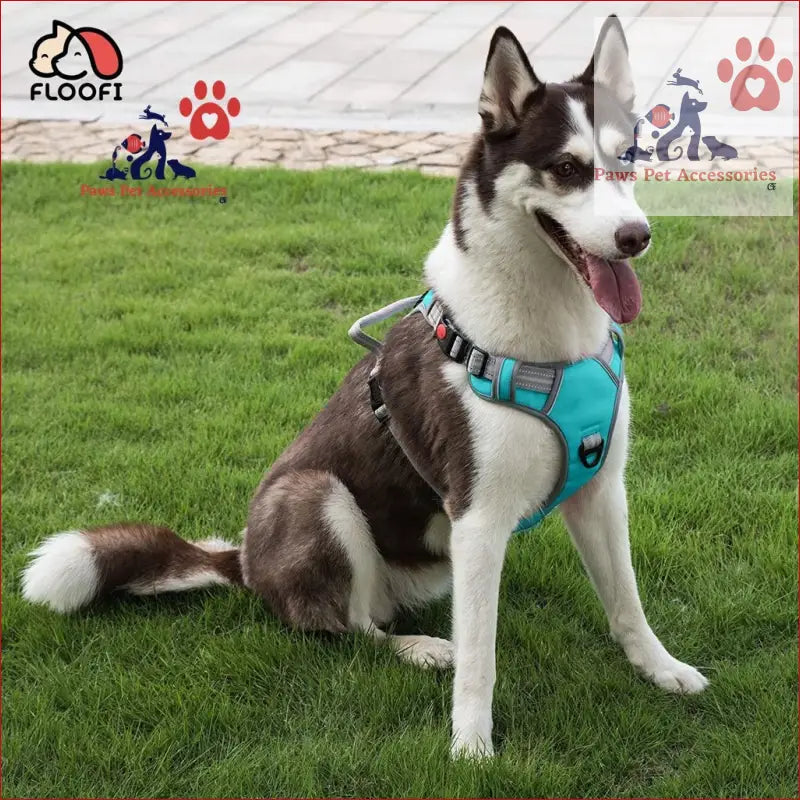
xmin=435 ymin=323 xmax=447 ymax=340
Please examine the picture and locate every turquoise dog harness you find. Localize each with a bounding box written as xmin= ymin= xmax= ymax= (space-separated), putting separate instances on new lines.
xmin=349 ymin=290 xmax=625 ymax=532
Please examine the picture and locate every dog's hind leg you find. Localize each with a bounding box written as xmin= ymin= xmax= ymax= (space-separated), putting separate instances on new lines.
xmin=243 ymin=471 xmax=352 ymax=633
xmin=243 ymin=471 xmax=453 ymax=667
xmin=323 ymin=479 xmax=453 ymax=669
xmin=368 ymin=626 xmax=454 ymax=669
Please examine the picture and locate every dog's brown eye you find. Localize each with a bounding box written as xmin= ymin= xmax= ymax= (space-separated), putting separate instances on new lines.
xmin=554 ymin=161 xmax=575 ymax=178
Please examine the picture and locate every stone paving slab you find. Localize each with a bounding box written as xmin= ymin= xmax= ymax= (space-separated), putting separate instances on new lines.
xmin=2 ymin=1 xmax=796 ymax=132
xmin=2 ymin=119 xmax=796 ymax=180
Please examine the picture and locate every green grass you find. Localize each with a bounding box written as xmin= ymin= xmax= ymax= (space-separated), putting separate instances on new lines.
xmin=2 ymin=162 xmax=797 ymax=798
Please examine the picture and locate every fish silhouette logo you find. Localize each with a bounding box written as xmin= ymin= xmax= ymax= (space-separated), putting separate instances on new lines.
xmin=644 ymin=104 xmax=675 ymax=129
xmin=29 ymin=20 xmax=122 ymax=81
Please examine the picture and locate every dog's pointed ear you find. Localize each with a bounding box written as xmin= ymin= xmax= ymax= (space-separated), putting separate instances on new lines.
xmin=479 ymin=27 xmax=541 ymax=135
xmin=579 ymin=15 xmax=635 ymax=110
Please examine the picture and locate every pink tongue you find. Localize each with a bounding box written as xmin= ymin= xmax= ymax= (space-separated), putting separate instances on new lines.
xmin=585 ymin=256 xmax=642 ymax=324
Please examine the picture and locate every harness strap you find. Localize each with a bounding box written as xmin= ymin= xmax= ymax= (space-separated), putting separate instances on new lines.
xmin=351 ymin=293 xmax=426 ymax=423
xmin=350 ymin=295 xmax=446 ymax=496
xmin=418 ymin=292 xmax=490 ymax=376
xmin=367 ymin=365 xmax=389 ymax=422
xmin=369 ymin=364 xmax=445 ymax=496
xmin=420 ymin=290 xmax=618 ymax=377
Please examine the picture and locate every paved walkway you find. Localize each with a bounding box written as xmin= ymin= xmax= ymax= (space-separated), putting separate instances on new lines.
xmin=2 ymin=1 xmax=797 ymax=131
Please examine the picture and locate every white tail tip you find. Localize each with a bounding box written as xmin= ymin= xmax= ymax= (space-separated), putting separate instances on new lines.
xmin=22 ymin=530 xmax=99 ymax=613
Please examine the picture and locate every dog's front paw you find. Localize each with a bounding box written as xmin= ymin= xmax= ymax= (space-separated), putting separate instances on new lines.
xmin=646 ymin=657 xmax=709 ymax=694
xmin=450 ymin=730 xmax=494 ymax=760
xmin=621 ymin=634 xmax=709 ymax=694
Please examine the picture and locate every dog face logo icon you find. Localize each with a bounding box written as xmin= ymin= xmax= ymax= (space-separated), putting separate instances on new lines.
xmin=29 ymin=20 xmax=122 ymax=81
xmin=29 ymin=20 xmax=70 ymax=76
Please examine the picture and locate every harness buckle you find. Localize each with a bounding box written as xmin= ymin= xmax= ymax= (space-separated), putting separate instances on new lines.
xmin=368 ymin=366 xmax=390 ymax=425
xmin=435 ymin=321 xmax=468 ymax=362
xmin=466 ymin=346 xmax=488 ymax=378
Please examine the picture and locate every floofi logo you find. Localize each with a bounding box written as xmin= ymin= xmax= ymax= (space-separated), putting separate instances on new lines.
xmin=29 ymin=20 xmax=123 ymax=102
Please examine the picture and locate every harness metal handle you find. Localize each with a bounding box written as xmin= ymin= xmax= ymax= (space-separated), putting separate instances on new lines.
xmin=348 ymin=295 xmax=422 ymax=353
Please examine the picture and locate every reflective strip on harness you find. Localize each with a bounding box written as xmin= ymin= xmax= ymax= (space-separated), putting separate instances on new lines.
xmin=474 ymin=354 xmax=556 ymax=394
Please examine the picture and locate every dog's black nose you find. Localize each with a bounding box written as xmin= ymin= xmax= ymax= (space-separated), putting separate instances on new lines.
xmin=614 ymin=222 xmax=651 ymax=257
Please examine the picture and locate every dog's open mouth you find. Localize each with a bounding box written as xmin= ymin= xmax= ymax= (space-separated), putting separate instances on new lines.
xmin=535 ymin=211 xmax=642 ymax=324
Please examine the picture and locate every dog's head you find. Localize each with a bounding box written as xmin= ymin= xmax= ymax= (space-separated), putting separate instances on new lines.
xmin=455 ymin=16 xmax=647 ymax=324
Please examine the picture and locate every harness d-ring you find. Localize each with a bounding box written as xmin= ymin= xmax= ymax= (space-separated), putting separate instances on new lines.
xmin=578 ymin=433 xmax=604 ymax=468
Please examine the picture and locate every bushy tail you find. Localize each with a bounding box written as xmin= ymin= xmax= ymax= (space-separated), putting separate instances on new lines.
xmin=22 ymin=524 xmax=242 ymax=613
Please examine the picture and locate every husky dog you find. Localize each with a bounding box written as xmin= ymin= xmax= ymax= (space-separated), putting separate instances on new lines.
xmin=22 ymin=17 xmax=708 ymax=759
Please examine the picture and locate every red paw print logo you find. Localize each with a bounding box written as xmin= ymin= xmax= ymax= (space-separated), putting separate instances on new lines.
xmin=179 ymin=80 xmax=240 ymax=140
xmin=717 ymin=37 xmax=793 ymax=112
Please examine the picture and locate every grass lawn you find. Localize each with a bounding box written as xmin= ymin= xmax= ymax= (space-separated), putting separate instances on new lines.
xmin=2 ymin=162 xmax=797 ymax=798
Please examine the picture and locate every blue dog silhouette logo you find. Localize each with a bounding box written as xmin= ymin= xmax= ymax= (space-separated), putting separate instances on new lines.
xmin=620 ymin=67 xmax=738 ymax=164
xmin=99 ymin=104 xmax=196 ymax=182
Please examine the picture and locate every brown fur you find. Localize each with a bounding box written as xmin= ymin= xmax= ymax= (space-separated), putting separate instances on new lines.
xmin=85 ymin=523 xmax=242 ymax=598
xmin=30 ymin=310 xmax=469 ymax=632
xmin=243 ymin=471 xmax=352 ymax=633
xmin=378 ymin=313 xmax=475 ymax=520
